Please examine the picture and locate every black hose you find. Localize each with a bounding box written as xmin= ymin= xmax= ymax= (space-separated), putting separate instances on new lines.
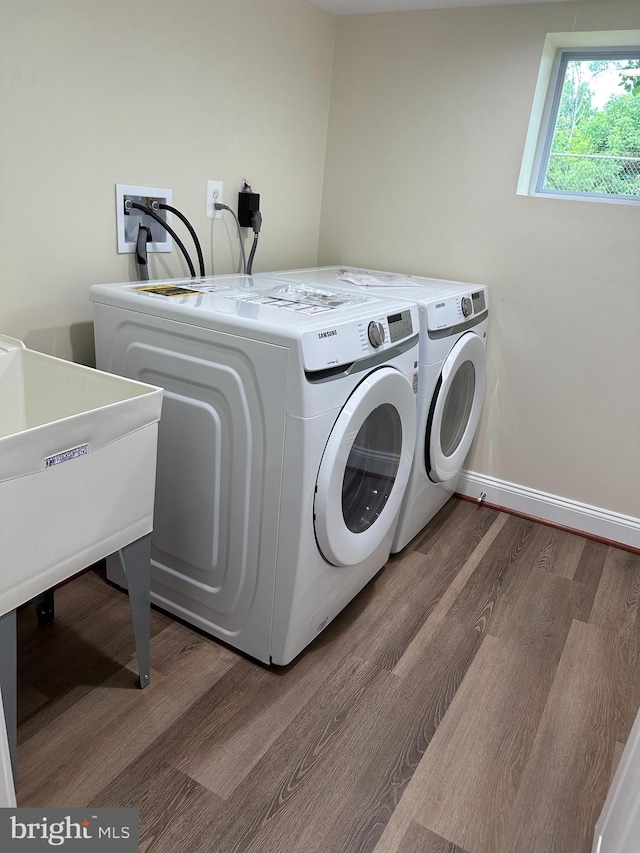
xmin=246 ymin=210 xmax=262 ymax=275
xmin=129 ymin=202 xmax=196 ymax=278
xmin=157 ymin=203 xmax=205 ymax=277
xmin=135 ymin=225 xmax=152 ymax=281
xmin=246 ymin=235 xmax=259 ymax=275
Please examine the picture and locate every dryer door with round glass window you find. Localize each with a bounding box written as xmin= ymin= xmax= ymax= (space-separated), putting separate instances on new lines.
xmin=314 ymin=367 xmax=416 ymax=568
xmin=427 ymin=332 xmax=487 ymax=484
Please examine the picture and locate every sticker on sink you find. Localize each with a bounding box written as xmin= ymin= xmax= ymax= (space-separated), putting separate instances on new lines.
xmin=45 ymin=444 xmax=89 ymax=468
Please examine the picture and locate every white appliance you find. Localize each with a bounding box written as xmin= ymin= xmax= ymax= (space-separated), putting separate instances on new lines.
xmin=90 ymin=275 xmax=419 ymax=665
xmin=260 ymin=267 xmax=488 ymax=552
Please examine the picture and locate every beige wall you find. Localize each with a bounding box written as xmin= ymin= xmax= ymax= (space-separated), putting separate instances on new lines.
xmin=319 ymin=0 xmax=640 ymax=519
xmin=1 ymin=0 xmax=637 ymax=520
xmin=0 ymin=0 xmax=335 ymax=362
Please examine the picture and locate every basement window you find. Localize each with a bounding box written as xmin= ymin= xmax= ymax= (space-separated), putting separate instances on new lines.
xmin=518 ymin=32 xmax=640 ymax=205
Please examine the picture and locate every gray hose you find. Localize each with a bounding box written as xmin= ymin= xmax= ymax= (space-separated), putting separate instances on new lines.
xmin=135 ymin=225 xmax=151 ymax=281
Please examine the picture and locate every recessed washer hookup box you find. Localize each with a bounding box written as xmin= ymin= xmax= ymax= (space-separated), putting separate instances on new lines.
xmin=0 ymin=335 xmax=162 ymax=616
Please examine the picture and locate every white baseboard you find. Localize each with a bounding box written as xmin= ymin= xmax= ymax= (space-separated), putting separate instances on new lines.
xmin=457 ymin=470 xmax=640 ymax=551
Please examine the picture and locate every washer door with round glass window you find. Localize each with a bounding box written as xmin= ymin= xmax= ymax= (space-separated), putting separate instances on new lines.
xmin=314 ymin=367 xmax=416 ymax=568
xmin=427 ymin=332 xmax=487 ymax=484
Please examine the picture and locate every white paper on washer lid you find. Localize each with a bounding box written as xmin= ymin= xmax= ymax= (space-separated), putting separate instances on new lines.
xmin=270 ymin=281 xmax=375 ymax=305
xmin=233 ymin=281 xmax=376 ymax=312
xmin=337 ymin=270 xmax=422 ymax=287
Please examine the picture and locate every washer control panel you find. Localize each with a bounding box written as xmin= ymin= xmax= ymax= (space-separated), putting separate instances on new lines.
xmin=387 ymin=309 xmax=414 ymax=343
xmin=301 ymin=306 xmax=417 ymax=372
xmin=426 ymin=288 xmax=488 ymax=331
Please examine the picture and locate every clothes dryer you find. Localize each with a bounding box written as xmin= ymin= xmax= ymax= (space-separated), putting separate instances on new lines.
xmin=260 ymin=267 xmax=488 ymax=552
xmin=90 ymin=275 xmax=419 ymax=664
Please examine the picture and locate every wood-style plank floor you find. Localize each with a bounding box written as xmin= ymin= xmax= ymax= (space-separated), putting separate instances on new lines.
xmin=15 ymin=498 xmax=640 ymax=852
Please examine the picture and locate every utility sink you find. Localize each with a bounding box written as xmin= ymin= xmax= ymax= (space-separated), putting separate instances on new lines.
xmin=0 ymin=335 xmax=163 ymax=616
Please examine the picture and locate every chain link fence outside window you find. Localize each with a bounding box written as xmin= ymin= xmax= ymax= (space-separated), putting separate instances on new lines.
xmin=545 ymin=152 xmax=640 ymax=197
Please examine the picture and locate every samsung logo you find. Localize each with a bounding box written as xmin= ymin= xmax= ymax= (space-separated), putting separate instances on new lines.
xmin=318 ymin=329 xmax=338 ymax=339
xmin=435 ymin=302 xmax=445 ymax=309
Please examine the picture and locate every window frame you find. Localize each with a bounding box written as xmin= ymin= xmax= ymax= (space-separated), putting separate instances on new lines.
xmin=518 ymin=30 xmax=640 ymax=206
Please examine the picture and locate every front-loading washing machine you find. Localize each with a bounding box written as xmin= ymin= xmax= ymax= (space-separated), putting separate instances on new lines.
xmin=90 ymin=275 xmax=419 ymax=665
xmin=259 ymin=267 xmax=488 ymax=552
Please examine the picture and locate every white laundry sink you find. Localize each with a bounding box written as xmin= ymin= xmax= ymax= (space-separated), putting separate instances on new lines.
xmin=0 ymin=335 xmax=162 ymax=616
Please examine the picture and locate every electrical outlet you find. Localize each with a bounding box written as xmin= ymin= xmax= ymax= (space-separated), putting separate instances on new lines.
xmin=206 ymin=180 xmax=224 ymax=219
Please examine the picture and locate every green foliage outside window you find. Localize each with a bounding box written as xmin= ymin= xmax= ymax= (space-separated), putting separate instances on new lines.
xmin=544 ymin=58 xmax=640 ymax=197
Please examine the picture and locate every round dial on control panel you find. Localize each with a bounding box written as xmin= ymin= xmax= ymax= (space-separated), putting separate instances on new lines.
xmin=367 ymin=321 xmax=386 ymax=348
xmin=461 ymin=296 xmax=473 ymax=318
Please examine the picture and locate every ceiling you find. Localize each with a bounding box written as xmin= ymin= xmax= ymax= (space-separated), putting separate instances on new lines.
xmin=309 ymin=0 xmax=579 ymax=15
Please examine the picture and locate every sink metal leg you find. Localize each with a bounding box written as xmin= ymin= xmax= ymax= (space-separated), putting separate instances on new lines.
xmin=0 ymin=610 xmax=17 ymax=786
xmin=120 ymin=533 xmax=151 ymax=689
